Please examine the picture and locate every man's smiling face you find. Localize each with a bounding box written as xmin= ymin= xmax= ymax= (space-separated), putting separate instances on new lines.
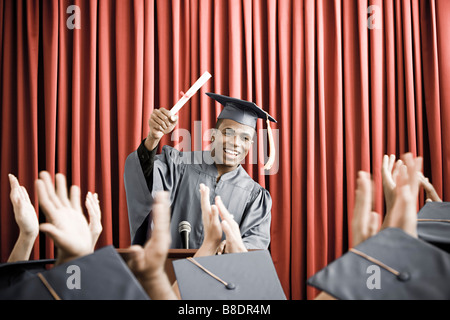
xmin=212 ymin=119 xmax=255 ymax=167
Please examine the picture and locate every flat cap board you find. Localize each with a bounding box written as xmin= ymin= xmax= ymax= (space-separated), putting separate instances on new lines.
xmin=417 ymin=202 xmax=450 ymax=252
xmin=173 ymin=250 xmax=286 ymax=300
xmin=0 ymin=245 xmax=149 ymax=300
xmin=0 ymin=258 xmax=55 ymax=289
xmin=307 ymin=228 xmax=450 ymax=300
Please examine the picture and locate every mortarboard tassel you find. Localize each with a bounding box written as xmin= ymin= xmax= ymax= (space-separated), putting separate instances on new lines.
xmin=263 ymin=116 xmax=275 ymax=170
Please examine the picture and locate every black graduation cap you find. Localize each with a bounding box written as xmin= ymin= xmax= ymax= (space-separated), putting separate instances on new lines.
xmin=417 ymin=202 xmax=450 ymax=253
xmin=0 ymin=245 xmax=149 ymax=300
xmin=206 ymin=93 xmax=277 ymax=170
xmin=307 ymin=228 xmax=450 ymax=300
xmin=0 ymin=258 xmax=55 ymax=290
xmin=173 ymin=250 xmax=286 ymax=300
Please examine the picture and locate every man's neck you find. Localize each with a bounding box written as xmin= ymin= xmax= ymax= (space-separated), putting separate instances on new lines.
xmin=215 ymin=163 xmax=239 ymax=182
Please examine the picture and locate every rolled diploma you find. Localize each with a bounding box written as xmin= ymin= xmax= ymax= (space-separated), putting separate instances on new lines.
xmin=170 ymin=71 xmax=212 ymax=116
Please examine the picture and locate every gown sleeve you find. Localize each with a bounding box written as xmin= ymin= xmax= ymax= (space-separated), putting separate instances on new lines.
xmin=240 ymin=188 xmax=272 ymax=250
xmin=124 ymin=142 xmax=185 ymax=244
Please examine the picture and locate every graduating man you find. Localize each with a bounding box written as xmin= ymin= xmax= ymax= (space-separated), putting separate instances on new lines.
xmin=124 ymin=93 xmax=277 ymax=251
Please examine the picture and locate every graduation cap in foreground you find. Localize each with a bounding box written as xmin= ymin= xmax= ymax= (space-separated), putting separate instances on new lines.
xmin=173 ymin=250 xmax=286 ymax=300
xmin=307 ymin=228 xmax=450 ymax=300
xmin=417 ymin=202 xmax=450 ymax=253
xmin=0 ymin=258 xmax=55 ymax=290
xmin=206 ymin=93 xmax=277 ymax=170
xmin=0 ymin=245 xmax=149 ymax=300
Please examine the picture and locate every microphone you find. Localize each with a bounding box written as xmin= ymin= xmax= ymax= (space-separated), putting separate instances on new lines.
xmin=178 ymin=221 xmax=191 ymax=249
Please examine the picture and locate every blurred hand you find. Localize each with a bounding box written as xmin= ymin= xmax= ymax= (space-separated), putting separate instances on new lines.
xmin=381 ymin=154 xmax=403 ymax=215
xmin=7 ymin=174 xmax=39 ymax=262
xmin=199 ymin=184 xmax=222 ymax=244
xmin=9 ymin=174 xmax=39 ymax=238
xmin=417 ymin=172 xmax=442 ymax=202
xmin=381 ymin=153 xmax=422 ymax=238
xmin=351 ymin=171 xmax=380 ymax=247
xmin=215 ymin=196 xmax=248 ymax=254
xmin=36 ymin=171 xmax=93 ymax=265
xmin=126 ymin=191 xmax=177 ymax=300
xmin=85 ymin=191 xmax=103 ymax=251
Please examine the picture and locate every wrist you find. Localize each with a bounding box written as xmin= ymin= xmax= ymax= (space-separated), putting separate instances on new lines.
xmin=145 ymin=135 xmax=160 ymax=151
xmin=195 ymin=239 xmax=222 ymax=257
xmin=18 ymin=231 xmax=38 ymax=242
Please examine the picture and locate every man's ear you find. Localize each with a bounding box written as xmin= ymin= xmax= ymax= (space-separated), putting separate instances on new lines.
xmin=210 ymin=128 xmax=220 ymax=142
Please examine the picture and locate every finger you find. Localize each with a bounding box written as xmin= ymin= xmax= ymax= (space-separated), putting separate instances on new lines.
xmin=69 ymin=185 xmax=82 ymax=211
xmin=221 ymin=220 xmax=236 ymax=243
xmin=395 ymin=164 xmax=408 ymax=188
xmin=353 ymin=171 xmax=372 ymax=229
xmin=211 ymin=204 xmax=220 ymax=221
xmin=39 ymin=223 xmax=64 ymax=244
xmin=179 ymin=91 xmax=185 ymax=97
xmin=85 ymin=193 xmax=96 ymax=220
xmin=149 ymin=117 xmax=166 ymax=133
xmin=368 ymin=211 xmax=380 ymax=236
xmin=35 ymin=179 xmax=57 ymax=220
xmin=39 ymin=171 xmax=63 ymax=209
xmin=20 ymin=186 xmax=31 ymax=202
xmin=9 ymin=188 xmax=20 ymax=206
xmin=392 ymin=159 xmax=403 ymax=181
xmin=91 ymin=193 xmax=101 ymax=214
xmin=8 ymin=174 xmax=20 ymax=190
xmin=55 ymin=173 xmax=72 ymax=207
xmin=216 ymin=240 xmax=226 ymax=255
xmin=151 ymin=191 xmax=171 ymax=237
xmin=388 ymin=154 xmax=396 ymax=172
xmin=401 ymin=152 xmax=414 ymax=170
xmin=159 ymin=108 xmax=172 ymax=118
xmin=160 ymin=108 xmax=178 ymax=123
xmin=153 ymin=110 xmax=169 ymax=130
xmin=381 ymin=155 xmax=388 ymax=175
xmin=414 ymin=157 xmax=423 ymax=174
xmin=199 ymin=183 xmax=211 ymax=214
xmin=215 ymin=196 xmax=232 ymax=221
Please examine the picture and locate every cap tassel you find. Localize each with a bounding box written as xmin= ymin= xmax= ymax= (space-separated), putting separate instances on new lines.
xmin=263 ymin=117 xmax=275 ymax=170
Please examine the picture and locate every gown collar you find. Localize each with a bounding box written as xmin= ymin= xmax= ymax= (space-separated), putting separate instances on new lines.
xmin=202 ymin=150 xmax=244 ymax=181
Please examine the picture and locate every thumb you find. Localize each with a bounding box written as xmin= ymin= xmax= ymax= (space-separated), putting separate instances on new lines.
xmin=39 ymin=223 xmax=63 ymax=243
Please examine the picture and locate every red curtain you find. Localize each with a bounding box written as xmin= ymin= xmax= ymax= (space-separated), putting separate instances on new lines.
xmin=1 ymin=0 xmax=449 ymax=300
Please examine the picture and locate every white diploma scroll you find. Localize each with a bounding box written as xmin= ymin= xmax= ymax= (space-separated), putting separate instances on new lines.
xmin=170 ymin=71 xmax=212 ymax=116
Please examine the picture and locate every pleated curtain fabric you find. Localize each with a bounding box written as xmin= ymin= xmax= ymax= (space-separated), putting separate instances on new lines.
xmin=1 ymin=0 xmax=449 ymax=299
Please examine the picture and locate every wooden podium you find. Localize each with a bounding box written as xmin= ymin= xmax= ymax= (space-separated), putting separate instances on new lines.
xmin=165 ymin=249 xmax=197 ymax=283
xmin=117 ymin=248 xmax=197 ymax=284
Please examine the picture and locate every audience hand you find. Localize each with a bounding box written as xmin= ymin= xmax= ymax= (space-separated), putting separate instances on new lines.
xmin=36 ymin=171 xmax=93 ymax=265
xmin=85 ymin=191 xmax=102 ymax=250
xmin=381 ymin=154 xmax=403 ymax=215
xmin=7 ymin=174 xmax=39 ymax=262
xmin=381 ymin=153 xmax=422 ymax=238
xmin=199 ymin=184 xmax=222 ymax=247
xmin=351 ymin=171 xmax=380 ymax=247
xmin=215 ymin=196 xmax=248 ymax=254
xmin=417 ymin=172 xmax=442 ymax=202
xmin=126 ymin=191 xmax=178 ymax=300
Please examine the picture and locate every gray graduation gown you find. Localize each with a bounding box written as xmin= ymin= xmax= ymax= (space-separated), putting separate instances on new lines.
xmin=124 ymin=144 xmax=272 ymax=249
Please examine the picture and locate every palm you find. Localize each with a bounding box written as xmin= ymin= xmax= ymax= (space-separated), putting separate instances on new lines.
xmin=9 ymin=182 xmax=39 ymax=236
xmin=46 ymin=207 xmax=92 ymax=258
